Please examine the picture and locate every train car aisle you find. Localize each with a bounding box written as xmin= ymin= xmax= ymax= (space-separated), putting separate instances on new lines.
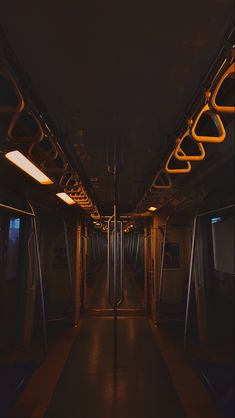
xmin=6 ymin=263 xmax=222 ymax=418
xmin=89 ymin=263 xmax=142 ymax=309
xmin=44 ymin=316 xmax=186 ymax=418
xmin=44 ymin=263 xmax=184 ymax=418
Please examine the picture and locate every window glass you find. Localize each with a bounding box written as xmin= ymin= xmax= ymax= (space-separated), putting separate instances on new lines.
xmin=211 ymin=215 xmax=234 ymax=274
xmin=6 ymin=217 xmax=21 ymax=280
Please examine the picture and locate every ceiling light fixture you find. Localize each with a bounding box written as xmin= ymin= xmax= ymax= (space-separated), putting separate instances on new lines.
xmin=5 ymin=150 xmax=53 ymax=185
xmin=148 ymin=206 xmax=157 ymax=212
xmin=56 ymin=192 xmax=76 ymax=205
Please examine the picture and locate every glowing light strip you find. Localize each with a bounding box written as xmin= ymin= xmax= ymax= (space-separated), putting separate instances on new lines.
xmin=5 ymin=150 xmax=53 ymax=184
xmin=56 ymin=192 xmax=76 ymax=205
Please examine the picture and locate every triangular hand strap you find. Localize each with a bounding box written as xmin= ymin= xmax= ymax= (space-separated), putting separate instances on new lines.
xmin=174 ymin=129 xmax=205 ymax=161
xmin=165 ymin=149 xmax=191 ymax=174
xmin=8 ymin=110 xmax=44 ymax=143
xmin=211 ymin=62 xmax=235 ymax=114
xmin=151 ymin=169 xmax=172 ymax=189
xmin=191 ymin=104 xmax=226 ymax=143
xmin=0 ymin=69 xmax=24 ymax=114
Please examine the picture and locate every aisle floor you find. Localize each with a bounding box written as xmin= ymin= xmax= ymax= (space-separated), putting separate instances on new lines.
xmin=44 ymin=317 xmax=186 ymax=418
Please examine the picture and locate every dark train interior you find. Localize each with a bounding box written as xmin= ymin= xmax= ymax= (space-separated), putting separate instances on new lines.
xmin=0 ymin=2 xmax=234 ymax=418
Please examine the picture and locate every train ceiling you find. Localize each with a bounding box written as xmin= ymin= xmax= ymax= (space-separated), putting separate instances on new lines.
xmin=0 ymin=0 xmax=234 ymax=215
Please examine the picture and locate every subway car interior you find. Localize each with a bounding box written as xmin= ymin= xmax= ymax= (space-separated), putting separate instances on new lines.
xmin=0 ymin=2 xmax=234 ymax=418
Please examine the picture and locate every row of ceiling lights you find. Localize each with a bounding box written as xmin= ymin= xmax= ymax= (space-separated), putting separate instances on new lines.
xmin=0 ymin=57 xmax=100 ymax=219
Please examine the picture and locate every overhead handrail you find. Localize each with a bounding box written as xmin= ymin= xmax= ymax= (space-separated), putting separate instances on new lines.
xmin=8 ymin=110 xmax=44 ymax=143
xmin=191 ymin=101 xmax=226 ymax=143
xmin=174 ymin=128 xmax=206 ymax=161
xmin=211 ymin=62 xmax=235 ymax=114
xmin=151 ymin=169 xmax=172 ymax=190
xmin=165 ymin=148 xmax=191 ymax=174
xmin=0 ymin=67 xmax=24 ymax=114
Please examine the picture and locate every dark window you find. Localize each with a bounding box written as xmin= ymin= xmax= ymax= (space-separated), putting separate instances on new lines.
xmin=6 ymin=218 xmax=21 ymax=280
xmin=211 ymin=215 xmax=234 ymax=274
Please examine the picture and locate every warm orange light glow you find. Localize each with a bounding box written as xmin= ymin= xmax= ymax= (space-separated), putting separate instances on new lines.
xmin=56 ymin=192 xmax=76 ymax=205
xmin=148 ymin=206 xmax=157 ymax=212
xmin=5 ymin=150 xmax=53 ymax=184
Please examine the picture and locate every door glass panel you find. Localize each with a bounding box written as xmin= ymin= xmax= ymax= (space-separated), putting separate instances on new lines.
xmin=6 ymin=217 xmax=21 ymax=280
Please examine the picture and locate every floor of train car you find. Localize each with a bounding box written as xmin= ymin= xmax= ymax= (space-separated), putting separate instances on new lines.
xmin=6 ymin=263 xmax=222 ymax=418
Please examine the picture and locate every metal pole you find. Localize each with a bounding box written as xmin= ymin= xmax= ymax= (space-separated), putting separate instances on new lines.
xmin=74 ymin=219 xmax=82 ymax=326
xmin=31 ymin=213 xmax=48 ymax=353
xmin=158 ymin=216 xmax=170 ymax=318
xmin=197 ymin=204 xmax=234 ymax=218
xmin=63 ymin=219 xmax=73 ymax=300
xmin=107 ymin=215 xmax=114 ymax=304
xmin=116 ymin=221 xmax=124 ymax=306
xmin=130 ymin=234 xmax=135 ymax=262
xmin=184 ymin=215 xmax=198 ymax=348
xmin=144 ymin=225 xmax=148 ymax=309
xmin=134 ymin=234 xmax=140 ymax=270
xmin=83 ymin=222 xmax=88 ymax=308
xmin=25 ymin=200 xmax=47 ymax=354
xmin=0 ymin=203 xmax=34 ymax=217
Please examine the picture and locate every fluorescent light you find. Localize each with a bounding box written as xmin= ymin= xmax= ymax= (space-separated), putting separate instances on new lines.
xmin=148 ymin=206 xmax=157 ymax=212
xmin=56 ymin=192 xmax=76 ymax=205
xmin=5 ymin=150 xmax=53 ymax=185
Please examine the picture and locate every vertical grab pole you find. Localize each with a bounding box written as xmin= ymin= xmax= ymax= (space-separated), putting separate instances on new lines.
xmin=27 ymin=202 xmax=47 ymax=353
xmin=116 ymin=221 xmax=124 ymax=306
xmin=83 ymin=222 xmax=88 ymax=308
xmin=29 ymin=208 xmax=47 ymax=354
xmin=158 ymin=216 xmax=170 ymax=319
xmin=113 ymin=203 xmax=118 ymax=370
xmin=134 ymin=234 xmax=140 ymax=270
xmin=63 ymin=219 xmax=73 ymax=300
xmin=120 ymin=221 xmax=124 ymax=304
xmin=107 ymin=215 xmax=114 ymax=304
xmin=184 ymin=215 xmax=198 ymax=348
xmin=74 ymin=219 xmax=82 ymax=326
xmin=144 ymin=225 xmax=148 ymax=309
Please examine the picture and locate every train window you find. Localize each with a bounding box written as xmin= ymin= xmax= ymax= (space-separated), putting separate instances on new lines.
xmin=211 ymin=215 xmax=234 ymax=274
xmin=5 ymin=217 xmax=21 ymax=280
